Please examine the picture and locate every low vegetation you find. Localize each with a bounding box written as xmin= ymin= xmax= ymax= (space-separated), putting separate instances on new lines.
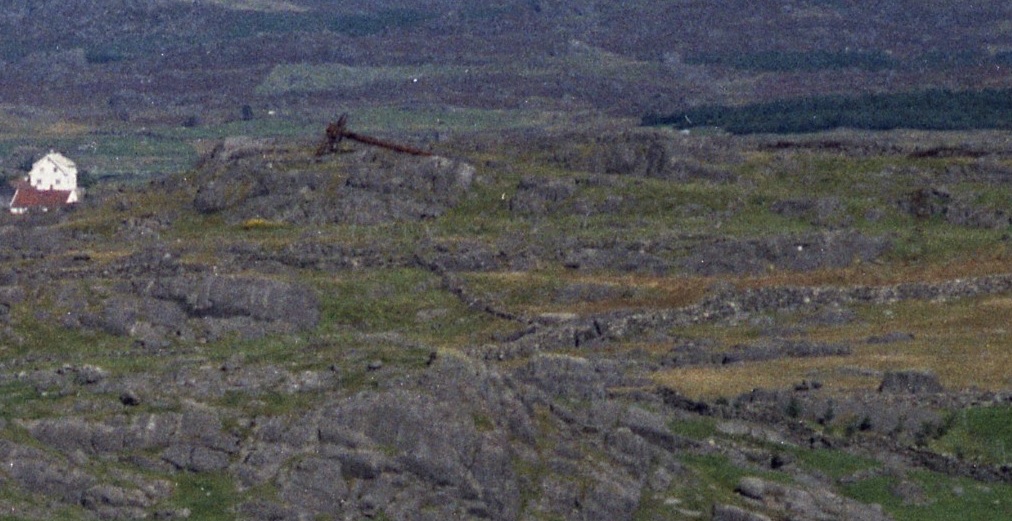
xmin=644 ymin=88 xmax=1012 ymax=134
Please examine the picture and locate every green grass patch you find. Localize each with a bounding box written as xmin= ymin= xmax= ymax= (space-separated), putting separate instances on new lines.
xmin=843 ymin=471 xmax=1012 ymax=521
xmin=720 ymin=204 xmax=819 ymax=237
xmin=350 ymin=106 xmax=557 ymax=133
xmin=789 ymin=447 xmax=880 ymax=479
xmin=0 ymin=381 xmax=67 ymax=421
xmin=932 ymin=405 xmax=1012 ymax=465
xmin=158 ymin=117 xmax=315 ymax=141
xmin=316 ymin=268 xmax=446 ymax=332
xmin=27 ymin=133 xmax=197 ymax=181
xmin=217 ymin=388 xmax=319 ymax=418
xmin=842 ymin=474 xmax=896 ymax=507
xmin=162 ymin=472 xmax=239 ymax=521
xmin=667 ymin=416 xmax=718 ymax=440
xmin=312 ymin=267 xmax=511 ymax=347
xmin=0 ymin=506 xmax=90 ymax=521
xmin=670 ymin=453 xmax=787 ymax=515
xmin=257 ymin=63 xmax=468 ymax=94
xmin=461 ymin=271 xmax=567 ymax=313
xmin=879 ymin=219 xmax=1009 ymax=264
xmin=6 ymin=309 xmax=133 ymax=362
xmin=681 ymin=452 xmax=789 ymax=489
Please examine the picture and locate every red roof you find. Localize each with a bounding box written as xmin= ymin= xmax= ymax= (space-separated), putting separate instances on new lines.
xmin=10 ymin=179 xmax=73 ymax=211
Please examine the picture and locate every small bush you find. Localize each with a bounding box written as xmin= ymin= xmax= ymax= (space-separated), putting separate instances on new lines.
xmin=85 ymin=48 xmax=126 ymax=64
xmin=785 ymin=396 xmax=801 ymax=419
xmin=915 ymin=415 xmax=955 ymax=447
xmin=817 ymin=400 xmax=836 ymax=426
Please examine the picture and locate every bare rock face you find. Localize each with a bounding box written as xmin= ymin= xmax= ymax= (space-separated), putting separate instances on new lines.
xmin=879 ymin=370 xmax=945 ymax=394
xmin=0 ymin=225 xmax=67 ymax=261
xmin=713 ymin=504 xmax=772 ymax=521
xmin=60 ymin=274 xmax=319 ymax=347
xmin=0 ymin=437 xmax=172 ymax=520
xmin=899 ymin=187 xmax=1012 ymax=229
xmin=193 ymin=144 xmax=475 ymax=225
xmin=513 ymin=354 xmax=608 ymax=401
xmin=558 ymin=130 xmax=738 ymax=182
xmin=509 ymin=175 xmax=577 ymax=216
xmin=683 ymin=231 xmax=891 ymax=275
xmin=140 ymin=274 xmax=320 ymax=330
xmin=231 ymin=355 xmax=528 ymax=521
xmin=327 ymin=391 xmax=484 ymax=488
xmin=97 ymin=295 xmax=189 ymax=337
xmin=771 ymin=196 xmax=851 ymax=227
xmin=277 ymin=457 xmax=349 ymax=515
xmin=562 ymin=245 xmax=671 ymax=274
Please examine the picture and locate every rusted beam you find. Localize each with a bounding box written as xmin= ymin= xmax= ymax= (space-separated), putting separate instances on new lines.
xmin=316 ymin=113 xmax=432 ymax=157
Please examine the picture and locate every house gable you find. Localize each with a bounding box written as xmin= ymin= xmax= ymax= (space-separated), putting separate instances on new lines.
xmin=29 ymin=151 xmax=77 ymax=191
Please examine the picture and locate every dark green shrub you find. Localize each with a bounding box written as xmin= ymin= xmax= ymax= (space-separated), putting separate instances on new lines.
xmin=786 ymin=396 xmax=801 ymax=418
xmin=685 ymin=49 xmax=897 ymax=72
xmin=644 ymin=88 xmax=1012 ymax=134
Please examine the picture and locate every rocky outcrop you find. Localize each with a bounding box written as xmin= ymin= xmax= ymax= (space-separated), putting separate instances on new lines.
xmin=734 ymin=477 xmax=891 ymax=521
xmin=879 ymin=371 xmax=945 ymax=394
xmin=139 ymin=274 xmax=319 ymax=329
xmin=899 ymin=187 xmax=1012 ymax=229
xmin=554 ymin=130 xmax=739 ymax=182
xmin=56 ymin=274 xmax=321 ymax=346
xmin=0 ymin=226 xmax=67 ymax=261
xmin=509 ymin=175 xmax=577 ymax=216
xmin=683 ymin=231 xmax=892 ymax=275
xmin=668 ymin=338 xmax=852 ymax=367
xmin=0 ymin=438 xmax=173 ymax=520
xmin=230 ymin=355 xmax=532 ymax=521
xmin=193 ymin=145 xmax=475 ymax=225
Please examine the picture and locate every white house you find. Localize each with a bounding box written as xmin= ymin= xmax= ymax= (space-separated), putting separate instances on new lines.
xmin=29 ymin=151 xmax=77 ymax=191
xmin=9 ymin=151 xmax=81 ymax=214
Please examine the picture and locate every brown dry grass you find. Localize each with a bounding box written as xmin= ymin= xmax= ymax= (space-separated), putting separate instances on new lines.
xmin=652 ymin=293 xmax=1012 ymax=400
xmin=468 ymin=270 xmax=715 ymax=316
xmin=732 ymin=248 xmax=1012 ymax=290
xmin=473 ymin=245 xmax=1011 ymax=320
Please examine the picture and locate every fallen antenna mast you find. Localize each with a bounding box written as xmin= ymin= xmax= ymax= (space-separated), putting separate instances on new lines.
xmin=315 ymin=113 xmax=432 ymax=157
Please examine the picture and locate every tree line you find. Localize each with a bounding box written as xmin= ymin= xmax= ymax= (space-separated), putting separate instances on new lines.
xmin=643 ymin=88 xmax=1012 ymax=134
xmin=685 ymin=50 xmax=897 ymax=72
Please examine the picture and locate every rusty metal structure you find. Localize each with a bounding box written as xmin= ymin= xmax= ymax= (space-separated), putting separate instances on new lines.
xmin=315 ymin=113 xmax=432 ymax=157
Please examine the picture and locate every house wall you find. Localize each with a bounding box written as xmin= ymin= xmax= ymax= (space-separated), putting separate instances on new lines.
xmin=29 ymin=153 xmax=77 ymax=191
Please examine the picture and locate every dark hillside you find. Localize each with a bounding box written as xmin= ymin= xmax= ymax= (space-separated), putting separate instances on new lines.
xmin=2 ymin=0 xmax=1011 ymax=124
